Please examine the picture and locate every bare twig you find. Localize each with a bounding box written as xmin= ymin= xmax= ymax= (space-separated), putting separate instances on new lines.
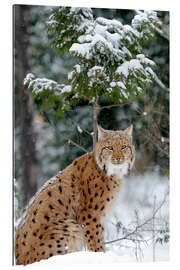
xmin=100 ymin=102 xmax=131 ymax=110
xmin=105 ymin=190 xmax=169 ymax=246
xmin=67 ymin=100 xmax=131 ymax=112
xmin=145 ymin=130 xmax=169 ymax=157
xmin=125 ymin=238 xmax=149 ymax=244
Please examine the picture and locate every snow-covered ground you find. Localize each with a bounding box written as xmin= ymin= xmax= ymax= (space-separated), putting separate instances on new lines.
xmin=16 ymin=244 xmax=168 ymax=268
xmin=14 ymin=171 xmax=169 ymax=267
xmin=104 ymin=171 xmax=169 ymax=262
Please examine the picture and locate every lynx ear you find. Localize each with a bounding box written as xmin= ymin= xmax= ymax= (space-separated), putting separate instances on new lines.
xmin=97 ymin=125 xmax=107 ymax=141
xmin=124 ymin=124 xmax=133 ymax=137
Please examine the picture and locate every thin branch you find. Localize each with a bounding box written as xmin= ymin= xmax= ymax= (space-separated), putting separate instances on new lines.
xmin=155 ymin=27 xmax=169 ymax=41
xmin=105 ymin=190 xmax=169 ymax=245
xmin=145 ymin=131 xmax=169 ymax=157
xmin=100 ymin=102 xmax=131 ymax=110
xmin=154 ymin=73 xmax=169 ymax=92
xmin=67 ymin=105 xmax=92 ymax=112
xmin=42 ymin=112 xmax=89 ymax=154
xmin=125 ymin=238 xmax=149 ymax=244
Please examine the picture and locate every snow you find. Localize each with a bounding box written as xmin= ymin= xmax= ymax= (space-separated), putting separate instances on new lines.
xmin=15 ymin=245 xmax=169 ymax=267
xmin=24 ymin=73 xmax=73 ymax=96
xmin=94 ymin=23 xmax=121 ymax=49
xmin=121 ymin=90 xmax=129 ymax=99
xmin=75 ymin=64 xmax=81 ymax=73
xmin=116 ymin=62 xmax=130 ymax=78
xmin=71 ymin=9 xmax=93 ymax=34
xmin=77 ymin=125 xmax=83 ymax=133
xmin=87 ymin=66 xmax=105 ymax=78
xmin=69 ymin=7 xmax=93 ymax=21
xmin=116 ymin=58 xmax=145 ymax=78
xmin=117 ymin=82 xmax=126 ymax=89
xmin=23 ymin=73 xmax=35 ymax=85
xmin=115 ymin=54 xmax=156 ymax=87
xmin=109 ymin=81 xmax=126 ymax=90
xmin=96 ymin=17 xmax=123 ymax=28
xmin=136 ymin=54 xmax=155 ymax=66
xmin=70 ymin=42 xmax=92 ymax=59
xmin=132 ymin=10 xmax=161 ymax=30
xmin=24 ymin=74 xmax=61 ymax=94
xmin=29 ymin=78 xmax=56 ymax=92
xmin=123 ymin=24 xmax=139 ymax=37
xmin=78 ymin=34 xmax=93 ymax=43
xmin=68 ymin=9 xmax=161 ymax=72
xmin=46 ymin=19 xmax=58 ymax=28
xmin=61 ymin=85 xmax=72 ymax=94
xmin=68 ymin=65 xmax=81 ymax=80
xmin=132 ymin=13 xmax=149 ymax=28
xmin=69 ymin=14 xmax=140 ymax=61
xmin=110 ymin=82 xmax=116 ymax=87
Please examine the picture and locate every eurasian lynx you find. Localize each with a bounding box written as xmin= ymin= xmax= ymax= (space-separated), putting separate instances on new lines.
xmin=15 ymin=125 xmax=135 ymax=265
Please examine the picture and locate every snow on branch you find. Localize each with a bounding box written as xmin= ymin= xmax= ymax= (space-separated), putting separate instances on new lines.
xmin=27 ymin=8 xmax=163 ymax=115
xmin=69 ymin=10 xmax=161 ymax=63
xmin=63 ymin=9 xmax=161 ymax=104
xmin=69 ymin=16 xmax=136 ymax=62
xmin=116 ymin=54 xmax=155 ymax=81
xmin=132 ymin=10 xmax=162 ymax=40
xmin=47 ymin=7 xmax=94 ymax=51
xmin=24 ymin=73 xmax=72 ymax=96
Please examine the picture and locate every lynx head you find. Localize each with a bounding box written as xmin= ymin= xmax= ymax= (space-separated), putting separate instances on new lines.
xmin=94 ymin=125 xmax=135 ymax=177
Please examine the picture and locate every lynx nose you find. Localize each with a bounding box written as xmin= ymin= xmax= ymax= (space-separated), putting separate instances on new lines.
xmin=117 ymin=157 xmax=123 ymax=163
xmin=112 ymin=157 xmax=124 ymax=164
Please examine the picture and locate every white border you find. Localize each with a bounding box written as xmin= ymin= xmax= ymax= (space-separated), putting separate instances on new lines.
xmin=5 ymin=0 xmax=172 ymax=10
xmin=1 ymin=0 xmax=179 ymax=269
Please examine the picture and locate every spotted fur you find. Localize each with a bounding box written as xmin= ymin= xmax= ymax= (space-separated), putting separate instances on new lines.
xmin=14 ymin=125 xmax=135 ymax=265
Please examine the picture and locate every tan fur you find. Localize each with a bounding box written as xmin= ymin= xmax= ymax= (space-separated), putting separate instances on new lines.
xmin=15 ymin=125 xmax=135 ymax=265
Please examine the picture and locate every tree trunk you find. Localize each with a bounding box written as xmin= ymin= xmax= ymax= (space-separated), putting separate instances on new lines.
xmin=14 ymin=5 xmax=37 ymax=206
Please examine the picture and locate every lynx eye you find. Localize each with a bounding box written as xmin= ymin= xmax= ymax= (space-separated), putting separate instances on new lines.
xmin=105 ymin=146 xmax=113 ymax=150
xmin=121 ymin=145 xmax=127 ymax=150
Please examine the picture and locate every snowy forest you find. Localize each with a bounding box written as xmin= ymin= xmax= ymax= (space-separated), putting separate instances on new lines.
xmin=14 ymin=5 xmax=169 ymax=264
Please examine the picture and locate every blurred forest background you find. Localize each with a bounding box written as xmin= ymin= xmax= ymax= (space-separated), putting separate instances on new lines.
xmin=14 ymin=5 xmax=169 ymax=219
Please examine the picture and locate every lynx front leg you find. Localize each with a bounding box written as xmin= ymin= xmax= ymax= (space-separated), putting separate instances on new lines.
xmin=79 ymin=213 xmax=105 ymax=252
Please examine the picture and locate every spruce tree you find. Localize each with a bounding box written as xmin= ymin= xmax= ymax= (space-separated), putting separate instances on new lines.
xmin=24 ymin=7 xmax=162 ymax=149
